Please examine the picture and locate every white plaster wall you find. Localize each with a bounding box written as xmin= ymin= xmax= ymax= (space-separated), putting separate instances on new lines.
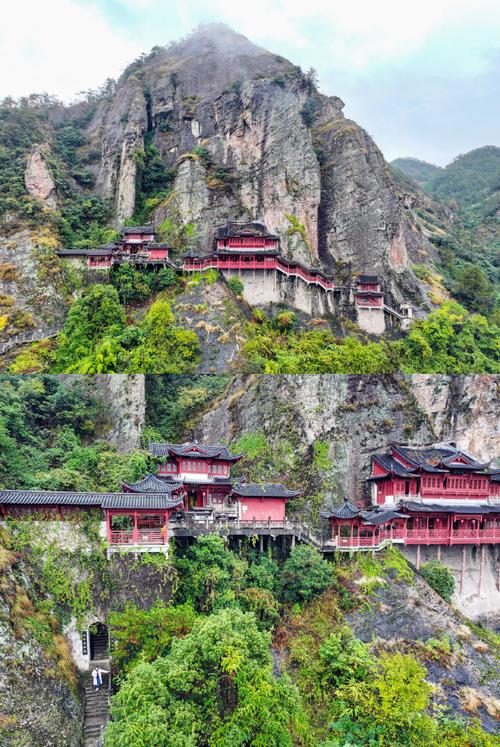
xmin=0 ymin=520 xmax=91 ymax=552
xmin=64 ymin=618 xmax=90 ymax=671
xmin=401 ymin=544 xmax=500 ymax=620
xmin=222 ymin=269 xmax=336 ymax=316
xmin=356 ymin=306 xmax=386 ymax=334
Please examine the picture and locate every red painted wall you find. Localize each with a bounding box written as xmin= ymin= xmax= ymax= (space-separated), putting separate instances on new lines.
xmin=239 ymin=497 xmax=286 ymax=522
xmin=148 ymin=248 xmax=169 ymax=259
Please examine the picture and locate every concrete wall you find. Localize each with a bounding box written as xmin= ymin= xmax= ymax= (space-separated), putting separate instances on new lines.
xmin=356 ymin=306 xmax=386 ymax=334
xmin=222 ymin=268 xmax=337 ymax=316
xmin=401 ymin=544 xmax=500 ymax=623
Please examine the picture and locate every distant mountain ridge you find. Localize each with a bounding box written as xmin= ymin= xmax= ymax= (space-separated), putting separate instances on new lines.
xmin=390 ymin=147 xmax=500 ymax=292
xmin=391 ymin=157 xmax=442 ymax=185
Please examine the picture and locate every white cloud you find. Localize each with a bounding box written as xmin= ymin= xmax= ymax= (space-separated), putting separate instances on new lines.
xmin=206 ymin=0 xmax=500 ymax=71
xmin=0 ymin=0 xmax=143 ymax=101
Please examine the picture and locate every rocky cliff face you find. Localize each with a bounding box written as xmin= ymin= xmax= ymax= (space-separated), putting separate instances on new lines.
xmin=411 ymin=375 xmax=499 ymax=462
xmin=0 ymin=531 xmax=82 ymax=746
xmin=85 ymin=25 xmax=434 ymax=304
xmin=98 ymin=374 xmax=146 ymax=450
xmin=195 ymin=374 xmax=499 ymax=505
xmin=196 ymin=374 xmax=434 ymax=507
xmin=24 ymin=145 xmax=57 ymax=209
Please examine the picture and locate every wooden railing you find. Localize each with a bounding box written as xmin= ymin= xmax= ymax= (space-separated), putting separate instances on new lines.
xmin=183 ymin=256 xmax=336 ymax=291
xmin=109 ymin=530 xmax=134 ymax=545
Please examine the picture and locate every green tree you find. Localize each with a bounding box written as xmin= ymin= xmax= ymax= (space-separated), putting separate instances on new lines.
xmin=174 ymin=535 xmax=244 ymax=613
xmin=109 ymin=603 xmax=197 ymax=676
xmin=128 ymin=299 xmax=200 ymax=373
xmin=226 ymin=276 xmax=244 ymax=296
xmin=281 ymin=545 xmax=332 ymax=603
xmin=110 ymin=264 xmax=151 ymax=305
xmin=52 ymin=284 xmax=126 ymax=372
xmin=453 ymin=265 xmax=494 ymax=315
xmin=105 ymin=608 xmax=310 ymax=747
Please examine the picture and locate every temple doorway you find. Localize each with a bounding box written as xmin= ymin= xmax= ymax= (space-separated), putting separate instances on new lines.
xmin=89 ymin=622 xmax=108 ymax=661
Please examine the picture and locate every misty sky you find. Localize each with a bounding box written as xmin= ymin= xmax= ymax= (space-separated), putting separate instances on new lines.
xmin=2 ymin=0 xmax=499 ymax=165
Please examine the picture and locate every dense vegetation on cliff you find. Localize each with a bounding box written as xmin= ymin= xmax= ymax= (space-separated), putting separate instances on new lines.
xmin=0 ymin=375 xmax=149 ymax=490
xmin=102 ymin=537 xmax=500 ymax=746
xmin=391 ymin=147 xmax=499 ymax=311
xmin=1 ymin=26 xmax=498 ymax=374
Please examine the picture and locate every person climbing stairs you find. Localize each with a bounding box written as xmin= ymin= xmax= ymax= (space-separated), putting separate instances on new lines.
xmin=83 ymin=667 xmax=110 ymax=747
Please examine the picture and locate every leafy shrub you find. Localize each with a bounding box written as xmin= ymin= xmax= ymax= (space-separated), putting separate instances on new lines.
xmin=281 ymin=545 xmax=333 ymax=603
xmin=319 ymin=626 xmax=374 ymax=686
xmin=420 ymin=560 xmax=455 ymax=602
xmin=275 ymin=310 xmax=297 ymax=330
xmin=109 ymin=602 xmax=197 ymax=675
xmin=226 ymin=276 xmax=244 ymax=295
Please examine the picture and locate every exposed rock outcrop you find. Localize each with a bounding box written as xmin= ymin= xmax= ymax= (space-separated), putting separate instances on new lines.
xmin=84 ymin=25 xmax=434 ymax=304
xmin=0 ymin=533 xmax=82 ymax=746
xmin=410 ymin=375 xmax=500 ymax=462
xmin=24 ymin=144 xmax=57 ymax=209
xmin=196 ymin=374 xmax=435 ymax=504
xmin=98 ymin=374 xmax=146 ymax=450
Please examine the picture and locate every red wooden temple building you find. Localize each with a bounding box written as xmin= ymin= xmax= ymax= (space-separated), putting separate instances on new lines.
xmin=0 ymin=441 xmax=299 ymax=554
xmin=321 ymin=443 xmax=500 ymax=551
xmin=57 ymin=226 xmax=173 ymax=270
xmin=353 ymin=275 xmax=384 ymax=309
xmin=182 ymin=221 xmax=337 ymax=291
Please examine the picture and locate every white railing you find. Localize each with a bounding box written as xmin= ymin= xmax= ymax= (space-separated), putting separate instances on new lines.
xmin=0 ymin=326 xmax=61 ymax=355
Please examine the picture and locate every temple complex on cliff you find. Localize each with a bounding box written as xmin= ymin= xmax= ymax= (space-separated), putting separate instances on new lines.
xmin=55 ymin=220 xmax=413 ymax=334
xmin=320 ymin=442 xmax=500 ymax=590
xmin=57 ymin=226 xmax=174 ymax=270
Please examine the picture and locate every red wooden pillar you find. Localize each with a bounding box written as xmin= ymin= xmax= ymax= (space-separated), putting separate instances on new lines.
xmin=133 ymin=510 xmax=139 ymax=544
xmin=337 ymin=523 xmax=341 ymax=547
xmin=164 ymin=511 xmax=169 ymax=544
xmin=331 ymin=520 xmax=334 ymax=541
xmin=106 ymin=511 xmax=112 ymax=543
xmin=449 ymin=514 xmax=454 ymax=545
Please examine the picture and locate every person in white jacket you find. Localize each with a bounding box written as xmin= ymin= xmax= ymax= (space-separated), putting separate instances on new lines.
xmin=91 ymin=667 xmax=109 ymax=691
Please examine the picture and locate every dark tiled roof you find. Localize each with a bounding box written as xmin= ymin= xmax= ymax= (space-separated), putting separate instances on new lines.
xmin=393 ymin=444 xmax=487 ymax=471
xmin=214 ymin=221 xmax=279 ymax=240
xmin=361 ymin=509 xmax=407 ymax=525
xmin=372 ymin=455 xmax=416 ymax=477
xmin=0 ymin=489 xmax=183 ymax=511
xmin=490 ymin=472 xmax=500 ymax=483
xmin=147 ymin=243 xmax=170 ymax=249
xmin=402 ymin=500 xmax=499 ymax=515
xmin=86 ymin=249 xmax=114 ymax=257
xmin=0 ymin=490 xmax=103 ymax=506
xmin=354 ymin=290 xmax=384 ymax=297
xmin=320 ymin=498 xmax=360 ymax=519
xmin=232 ymin=483 xmax=299 ymax=498
xmin=101 ymin=494 xmax=183 ymax=510
xmin=358 ymin=275 xmax=379 ymax=284
xmin=122 ymin=226 xmax=155 ymax=234
xmin=122 ymin=474 xmax=182 ymax=493
xmin=149 ymin=441 xmax=242 ymax=462
xmin=56 ymin=249 xmax=90 ymax=256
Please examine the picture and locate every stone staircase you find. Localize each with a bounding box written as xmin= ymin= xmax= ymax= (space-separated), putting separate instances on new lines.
xmin=83 ymin=667 xmax=110 ymax=747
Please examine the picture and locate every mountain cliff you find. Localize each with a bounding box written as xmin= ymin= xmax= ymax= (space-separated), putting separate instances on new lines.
xmin=0 ymin=23 xmax=442 ymax=343
xmin=85 ymin=25 xmax=432 ymax=302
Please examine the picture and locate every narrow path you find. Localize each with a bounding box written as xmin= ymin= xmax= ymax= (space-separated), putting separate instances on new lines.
xmin=83 ymin=667 xmax=110 ymax=747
